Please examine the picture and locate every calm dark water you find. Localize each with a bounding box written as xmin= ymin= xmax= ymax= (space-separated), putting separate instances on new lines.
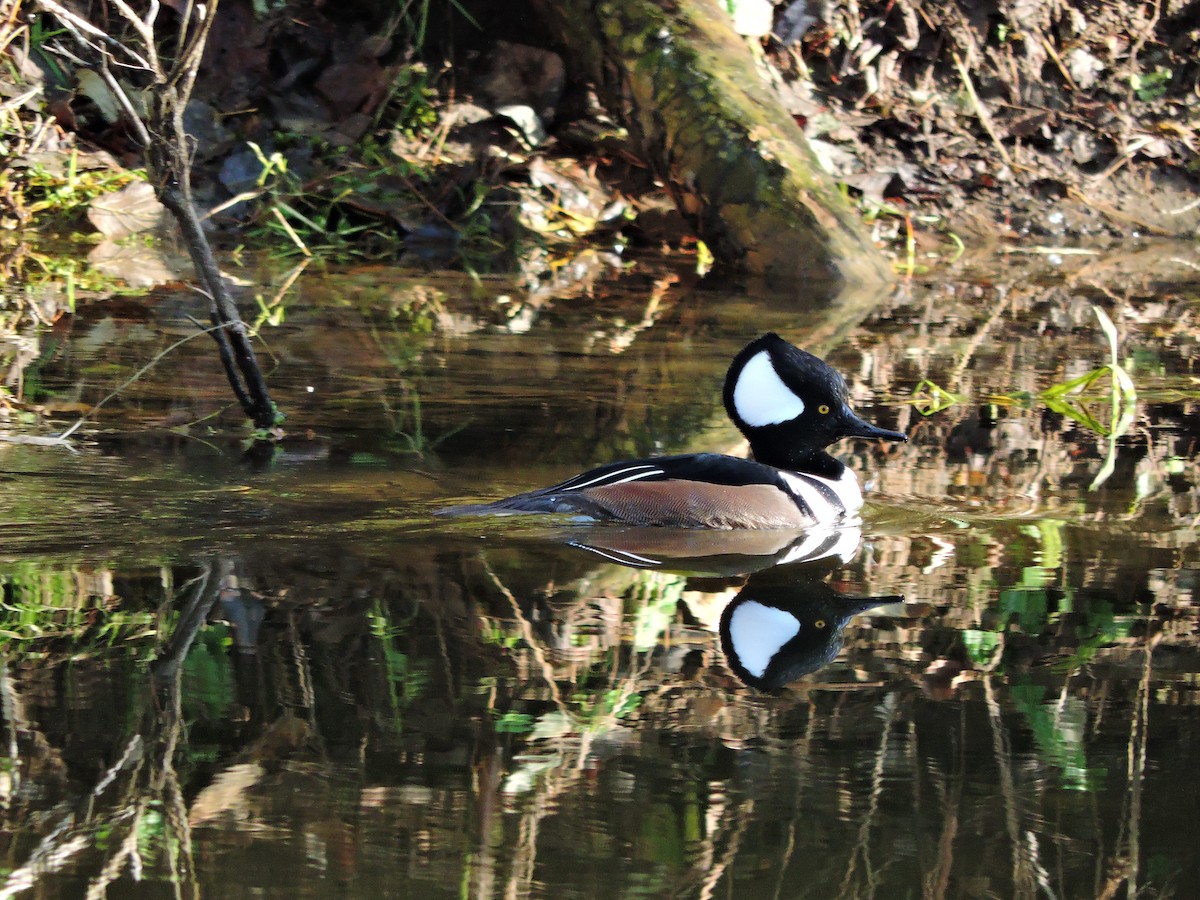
xmin=1 ymin=254 xmax=1199 ymax=898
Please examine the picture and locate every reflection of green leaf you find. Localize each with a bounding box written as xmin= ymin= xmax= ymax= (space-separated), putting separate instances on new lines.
xmin=604 ymin=689 xmax=641 ymax=720
xmin=1039 ymin=307 xmax=1138 ymax=492
xmin=639 ymin=803 xmax=685 ymax=865
xmin=1040 ymin=366 xmax=1109 ymax=400
xmin=630 ymin=574 xmax=686 ymax=650
xmin=962 ymin=629 xmax=1001 ymax=666
xmin=494 ymin=712 xmax=535 ymax=734
xmin=910 ymin=379 xmax=964 ymax=416
xmin=367 ymin=602 xmax=424 ymax=730
xmin=1011 ymin=681 xmax=1104 ymax=790
xmin=1052 ymin=601 xmax=1131 ymax=671
xmin=1000 ymin=587 xmax=1049 ymax=632
xmin=183 ymin=626 xmax=236 ymax=720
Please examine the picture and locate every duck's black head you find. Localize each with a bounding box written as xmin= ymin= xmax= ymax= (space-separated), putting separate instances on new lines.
xmin=722 ymin=333 xmax=906 ymax=470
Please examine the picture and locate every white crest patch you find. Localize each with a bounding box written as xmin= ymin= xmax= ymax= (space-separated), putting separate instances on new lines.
xmin=733 ymin=350 xmax=806 ymax=427
xmin=727 ymin=600 xmax=801 ymax=677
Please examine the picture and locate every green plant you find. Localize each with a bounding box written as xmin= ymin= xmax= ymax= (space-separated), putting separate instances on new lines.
xmin=1039 ymin=306 xmax=1137 ymax=490
xmin=5 ymin=151 xmax=143 ymax=228
xmin=1131 ymin=66 xmax=1172 ymax=101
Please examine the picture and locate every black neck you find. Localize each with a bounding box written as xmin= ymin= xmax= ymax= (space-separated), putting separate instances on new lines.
xmin=749 ymin=443 xmax=846 ymax=477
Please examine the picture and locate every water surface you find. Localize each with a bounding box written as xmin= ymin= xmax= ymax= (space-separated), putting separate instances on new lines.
xmin=2 ymin=251 xmax=1198 ymax=898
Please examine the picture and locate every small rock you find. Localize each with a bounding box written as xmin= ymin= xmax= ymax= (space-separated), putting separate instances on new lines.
xmin=476 ymin=41 xmax=565 ymax=124
xmin=495 ymin=105 xmax=547 ymax=148
xmin=1066 ymin=47 xmax=1105 ymax=89
xmin=728 ymin=0 xmax=774 ymax=37
xmin=774 ymin=0 xmax=819 ymax=45
xmin=183 ymin=100 xmax=235 ymax=162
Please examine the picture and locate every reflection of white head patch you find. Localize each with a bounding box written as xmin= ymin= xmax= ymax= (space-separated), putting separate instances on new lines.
xmin=733 ymin=351 xmax=806 ymax=426
xmin=727 ymin=600 xmax=800 ymax=677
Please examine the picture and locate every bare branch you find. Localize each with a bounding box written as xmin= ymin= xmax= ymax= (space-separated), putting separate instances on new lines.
xmin=31 ymin=0 xmax=281 ymax=436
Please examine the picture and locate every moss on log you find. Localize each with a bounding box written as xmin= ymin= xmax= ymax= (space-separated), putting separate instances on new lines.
xmin=534 ymin=0 xmax=892 ymax=285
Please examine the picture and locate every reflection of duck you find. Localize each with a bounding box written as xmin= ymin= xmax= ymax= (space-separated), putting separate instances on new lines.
xmin=567 ymin=523 xmax=862 ymax=576
xmin=441 ymin=333 xmax=905 ymax=528
xmin=720 ymin=565 xmax=902 ymax=692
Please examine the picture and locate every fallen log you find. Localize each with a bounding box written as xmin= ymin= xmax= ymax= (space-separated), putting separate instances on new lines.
xmin=534 ymin=0 xmax=893 ymax=286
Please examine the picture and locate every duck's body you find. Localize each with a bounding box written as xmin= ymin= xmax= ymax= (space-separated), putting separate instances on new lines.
xmin=441 ymin=334 xmax=906 ymax=530
xmin=457 ymin=452 xmax=862 ymax=529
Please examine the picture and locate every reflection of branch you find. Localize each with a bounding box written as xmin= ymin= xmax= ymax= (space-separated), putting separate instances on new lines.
xmin=1 ymin=565 xmax=213 ymax=899
xmin=0 ymin=735 xmax=142 ymax=899
xmin=698 ymin=798 xmax=755 ymax=900
xmin=483 ymin=562 xmax=566 ymax=709
xmin=0 ymin=827 xmax=91 ymax=899
xmin=1104 ymin=630 xmax=1158 ymax=899
xmin=838 ymin=694 xmax=898 ymax=898
xmin=0 ymin=655 xmax=25 ymax=799
xmin=152 ymin=561 xmax=215 ymax=685
xmin=924 ymin=775 xmax=960 ymax=900
xmin=983 ymin=675 xmax=1035 ymax=898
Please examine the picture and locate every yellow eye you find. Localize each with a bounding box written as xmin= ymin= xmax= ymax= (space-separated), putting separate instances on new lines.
xmin=814 ymin=619 xmax=827 ymax=628
xmin=818 ymin=404 xmax=830 ymax=415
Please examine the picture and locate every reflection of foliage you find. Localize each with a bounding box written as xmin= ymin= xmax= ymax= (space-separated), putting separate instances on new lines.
xmin=911 ymin=378 xmax=964 ymax=416
xmin=906 ymin=307 xmax=1139 ymax=473
xmin=181 ymin=625 xmax=236 ymax=724
xmin=962 ymin=628 xmax=1001 ymax=667
xmin=629 ymin=572 xmax=687 ymax=650
xmin=0 ymin=564 xmax=157 ymax=655
xmin=365 ymin=298 xmax=471 ymax=457
xmin=494 ymin=711 xmax=535 ymax=734
xmin=368 ymin=600 xmax=428 ymax=727
xmin=2 ymin=247 xmax=138 ymax=300
xmin=1042 ymin=308 xmax=1137 ymax=490
xmin=1011 ymin=681 xmax=1105 ymax=791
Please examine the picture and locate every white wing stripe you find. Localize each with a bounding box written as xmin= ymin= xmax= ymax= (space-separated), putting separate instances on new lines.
xmin=604 ymin=470 xmax=664 ymax=486
xmin=557 ymin=463 xmax=661 ymax=491
xmin=806 ymin=468 xmax=863 ymax=512
xmin=573 ymin=544 xmax=663 ymax=567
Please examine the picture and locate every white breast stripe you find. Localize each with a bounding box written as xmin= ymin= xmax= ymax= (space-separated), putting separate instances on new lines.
xmin=803 ymin=469 xmax=864 ymax=513
xmin=733 ymin=351 xmax=806 ymax=426
xmin=779 ymin=472 xmax=842 ymax=520
xmin=727 ymin=600 xmax=801 ymax=678
xmin=558 ymin=463 xmax=661 ymax=491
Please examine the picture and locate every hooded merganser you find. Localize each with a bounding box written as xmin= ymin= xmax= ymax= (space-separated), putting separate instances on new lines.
xmin=720 ymin=564 xmax=903 ymax=691
xmin=441 ymin=333 xmax=907 ymax=529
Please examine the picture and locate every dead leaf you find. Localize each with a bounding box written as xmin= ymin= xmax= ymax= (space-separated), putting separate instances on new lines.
xmin=88 ymin=181 xmax=165 ymax=238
